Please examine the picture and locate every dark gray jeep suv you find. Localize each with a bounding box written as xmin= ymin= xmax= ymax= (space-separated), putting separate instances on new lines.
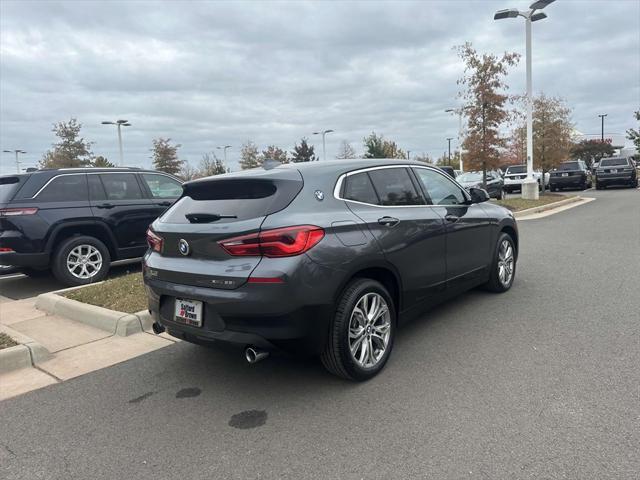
xmin=144 ymin=160 xmax=518 ymax=380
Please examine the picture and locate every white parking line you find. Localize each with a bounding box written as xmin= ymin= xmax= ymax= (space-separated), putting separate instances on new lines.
xmin=0 ymin=273 xmax=26 ymax=280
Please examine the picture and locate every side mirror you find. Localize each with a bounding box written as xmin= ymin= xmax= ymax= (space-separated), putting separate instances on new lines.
xmin=468 ymin=187 xmax=490 ymax=203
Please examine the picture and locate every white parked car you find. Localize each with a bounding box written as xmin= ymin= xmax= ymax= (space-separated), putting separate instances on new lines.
xmin=503 ymin=165 xmax=550 ymax=193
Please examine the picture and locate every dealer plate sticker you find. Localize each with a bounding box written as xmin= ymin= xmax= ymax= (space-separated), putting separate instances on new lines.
xmin=174 ymin=298 xmax=203 ymax=327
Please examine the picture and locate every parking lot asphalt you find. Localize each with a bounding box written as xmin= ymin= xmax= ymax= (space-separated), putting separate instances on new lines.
xmin=1 ymin=187 xmax=638 ymax=480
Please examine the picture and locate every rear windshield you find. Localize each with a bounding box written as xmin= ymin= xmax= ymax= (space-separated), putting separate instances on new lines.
xmin=557 ymin=162 xmax=580 ymax=171
xmin=506 ymin=166 xmax=526 ymax=174
xmin=162 ymin=176 xmax=302 ymax=224
xmin=0 ymin=176 xmax=25 ymax=203
xmin=599 ymin=158 xmax=628 ymax=167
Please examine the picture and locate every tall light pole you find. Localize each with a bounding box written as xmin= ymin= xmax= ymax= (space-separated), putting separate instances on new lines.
xmin=101 ymin=119 xmax=131 ymax=166
xmin=598 ymin=114 xmax=607 ymax=142
xmin=445 ymin=107 xmax=468 ymax=172
xmin=217 ymin=145 xmax=232 ymax=163
xmin=495 ymin=0 xmax=555 ymax=200
xmin=312 ymin=129 xmax=334 ymax=161
xmin=446 ymin=138 xmax=454 ymax=165
xmin=3 ymin=149 xmax=27 ymax=173
xmin=407 ymin=150 xmax=411 ymax=160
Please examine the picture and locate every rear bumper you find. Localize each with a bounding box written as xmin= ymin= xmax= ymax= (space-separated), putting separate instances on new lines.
xmin=142 ymin=255 xmax=339 ymax=356
xmin=549 ymin=175 xmax=585 ymax=187
xmin=596 ymin=173 xmax=635 ymax=185
xmin=0 ymin=251 xmax=49 ymax=268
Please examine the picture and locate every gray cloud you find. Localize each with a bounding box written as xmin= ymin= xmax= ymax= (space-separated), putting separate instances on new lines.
xmin=1 ymin=0 xmax=638 ymax=174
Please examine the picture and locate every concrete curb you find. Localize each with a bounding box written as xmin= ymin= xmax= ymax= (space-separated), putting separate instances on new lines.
xmin=0 ymin=345 xmax=32 ymax=374
xmin=513 ymin=196 xmax=582 ymax=218
xmin=35 ymin=292 xmax=147 ymax=337
xmin=0 ymin=325 xmax=53 ymax=374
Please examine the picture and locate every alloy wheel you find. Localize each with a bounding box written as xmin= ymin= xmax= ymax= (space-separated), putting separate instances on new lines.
xmin=348 ymin=292 xmax=391 ymax=369
xmin=66 ymin=244 xmax=103 ymax=280
xmin=497 ymin=239 xmax=514 ymax=287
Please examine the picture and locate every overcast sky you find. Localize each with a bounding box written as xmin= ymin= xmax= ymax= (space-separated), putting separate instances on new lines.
xmin=1 ymin=0 xmax=638 ymax=174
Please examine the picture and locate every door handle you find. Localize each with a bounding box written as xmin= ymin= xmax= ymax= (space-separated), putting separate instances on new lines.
xmin=95 ymin=203 xmax=115 ymax=209
xmin=444 ymin=214 xmax=459 ymax=223
xmin=378 ymin=216 xmax=400 ymax=227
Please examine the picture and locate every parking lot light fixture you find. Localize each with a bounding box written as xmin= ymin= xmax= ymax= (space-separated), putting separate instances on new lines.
xmin=445 ymin=108 xmax=468 ymax=172
xmin=598 ymin=114 xmax=608 ymax=142
xmin=3 ymin=149 xmax=27 ymax=173
xmin=101 ymin=119 xmax=131 ymax=166
xmin=217 ymin=145 xmax=232 ymax=163
xmin=312 ymin=129 xmax=334 ymax=161
xmin=494 ymin=0 xmax=555 ymax=200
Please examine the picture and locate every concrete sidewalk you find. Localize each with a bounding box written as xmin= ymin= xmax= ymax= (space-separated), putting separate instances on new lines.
xmin=0 ymin=296 xmax=176 ymax=400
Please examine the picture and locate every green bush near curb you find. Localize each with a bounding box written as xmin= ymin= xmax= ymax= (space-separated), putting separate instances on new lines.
xmin=64 ymin=273 xmax=147 ymax=314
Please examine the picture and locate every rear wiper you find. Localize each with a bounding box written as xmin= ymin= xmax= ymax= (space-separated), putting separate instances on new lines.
xmin=185 ymin=213 xmax=237 ymax=223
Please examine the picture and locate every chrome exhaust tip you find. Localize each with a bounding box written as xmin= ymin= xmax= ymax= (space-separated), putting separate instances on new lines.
xmin=245 ymin=346 xmax=269 ymax=364
xmin=152 ymin=322 xmax=165 ymax=335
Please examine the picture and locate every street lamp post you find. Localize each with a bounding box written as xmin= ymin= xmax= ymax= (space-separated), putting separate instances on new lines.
xmin=494 ymin=0 xmax=555 ymax=200
xmin=445 ymin=107 xmax=468 ymax=172
xmin=446 ymin=138 xmax=454 ymax=165
xmin=407 ymin=150 xmax=411 ymax=160
xmin=101 ymin=119 xmax=131 ymax=166
xmin=3 ymin=149 xmax=27 ymax=173
xmin=312 ymin=129 xmax=334 ymax=161
xmin=598 ymin=114 xmax=607 ymax=142
xmin=217 ymin=145 xmax=232 ymax=163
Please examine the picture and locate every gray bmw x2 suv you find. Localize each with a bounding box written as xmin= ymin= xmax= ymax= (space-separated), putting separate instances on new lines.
xmin=143 ymin=159 xmax=518 ymax=380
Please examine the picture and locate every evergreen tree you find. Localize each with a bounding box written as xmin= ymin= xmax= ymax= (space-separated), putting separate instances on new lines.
xmin=239 ymin=141 xmax=261 ymax=170
xmin=151 ymin=138 xmax=183 ymax=175
xmin=291 ymin=138 xmax=317 ymax=162
xmin=40 ymin=118 xmax=94 ymax=168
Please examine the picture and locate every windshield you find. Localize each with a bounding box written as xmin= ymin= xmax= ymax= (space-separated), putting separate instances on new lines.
xmin=506 ymin=166 xmax=526 ymax=174
xmin=556 ymin=162 xmax=581 ymax=171
xmin=456 ymin=172 xmax=483 ymax=182
xmin=599 ymin=158 xmax=628 ymax=167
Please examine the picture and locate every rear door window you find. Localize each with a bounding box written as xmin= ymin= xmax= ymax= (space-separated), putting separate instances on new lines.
xmin=342 ymin=172 xmax=379 ymax=205
xmin=37 ymin=174 xmax=88 ymax=202
xmin=99 ymin=173 xmax=143 ymax=200
xmin=413 ymin=168 xmax=467 ymax=206
xmin=140 ymin=173 xmax=183 ymax=199
xmin=367 ymin=168 xmax=424 ymax=206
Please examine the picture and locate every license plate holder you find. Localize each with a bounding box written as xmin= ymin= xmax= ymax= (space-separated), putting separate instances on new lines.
xmin=611 ymin=169 xmax=618 ymax=173
xmin=561 ymin=172 xmax=569 ymax=177
xmin=174 ymin=298 xmax=203 ymax=327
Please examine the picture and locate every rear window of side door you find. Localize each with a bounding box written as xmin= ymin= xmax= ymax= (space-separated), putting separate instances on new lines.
xmin=138 ymin=173 xmax=183 ymax=218
xmin=88 ymin=173 xmax=155 ymax=251
xmin=340 ymin=167 xmax=446 ymax=307
xmin=27 ymin=173 xmax=93 ymax=226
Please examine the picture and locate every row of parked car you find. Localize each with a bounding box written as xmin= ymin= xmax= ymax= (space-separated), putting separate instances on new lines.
xmin=442 ymin=156 xmax=638 ymax=197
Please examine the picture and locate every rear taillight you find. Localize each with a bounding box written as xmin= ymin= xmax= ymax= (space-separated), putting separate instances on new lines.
xmin=146 ymin=228 xmax=163 ymax=253
xmin=219 ymin=225 xmax=325 ymax=258
xmin=0 ymin=247 xmax=15 ymax=253
xmin=0 ymin=207 xmax=38 ymax=217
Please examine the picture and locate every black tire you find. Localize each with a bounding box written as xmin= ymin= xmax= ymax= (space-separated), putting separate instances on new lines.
xmin=51 ymin=236 xmax=111 ymax=286
xmin=321 ymin=278 xmax=396 ymax=381
xmin=483 ymin=232 xmax=516 ymax=293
